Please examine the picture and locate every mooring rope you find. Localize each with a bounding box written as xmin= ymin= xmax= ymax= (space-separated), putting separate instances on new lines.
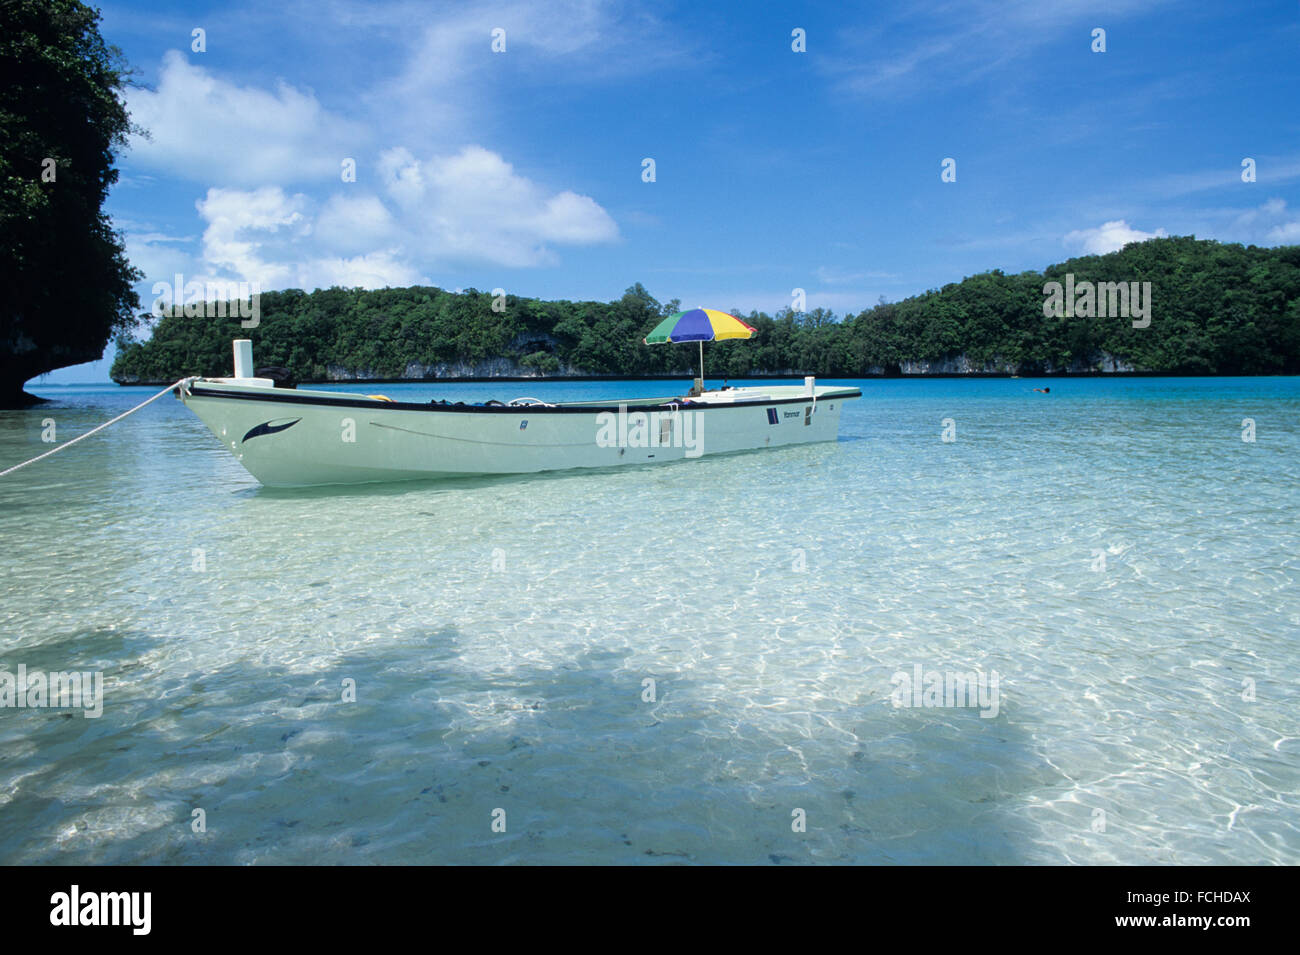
xmin=0 ymin=378 xmax=194 ymax=478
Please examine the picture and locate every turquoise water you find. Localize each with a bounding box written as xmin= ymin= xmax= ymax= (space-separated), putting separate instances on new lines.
xmin=1 ymin=376 xmax=1297 ymax=864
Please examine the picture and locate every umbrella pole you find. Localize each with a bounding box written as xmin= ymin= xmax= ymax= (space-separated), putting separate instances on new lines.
xmin=698 ymin=340 xmax=704 ymax=390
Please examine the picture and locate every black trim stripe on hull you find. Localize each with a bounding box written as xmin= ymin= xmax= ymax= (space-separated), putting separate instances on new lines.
xmin=185 ymin=385 xmax=863 ymax=415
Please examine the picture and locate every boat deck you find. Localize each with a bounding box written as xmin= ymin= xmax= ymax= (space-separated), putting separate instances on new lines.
xmin=184 ymin=380 xmax=863 ymax=413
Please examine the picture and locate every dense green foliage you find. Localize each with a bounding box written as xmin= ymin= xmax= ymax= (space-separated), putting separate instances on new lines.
xmin=1 ymin=0 xmax=141 ymax=404
xmin=112 ymin=237 xmax=1300 ymax=383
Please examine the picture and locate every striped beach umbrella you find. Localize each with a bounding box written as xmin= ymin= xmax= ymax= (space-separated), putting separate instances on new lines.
xmin=643 ymin=308 xmax=756 ymax=386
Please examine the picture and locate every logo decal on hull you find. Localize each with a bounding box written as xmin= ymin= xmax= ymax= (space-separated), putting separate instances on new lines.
xmin=242 ymin=417 xmax=302 ymax=443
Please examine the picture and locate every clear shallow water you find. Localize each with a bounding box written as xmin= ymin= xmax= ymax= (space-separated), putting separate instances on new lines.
xmin=1 ymin=376 xmax=1297 ymax=865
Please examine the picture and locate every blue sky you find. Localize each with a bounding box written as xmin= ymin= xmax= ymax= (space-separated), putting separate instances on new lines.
xmin=38 ymin=0 xmax=1300 ymax=382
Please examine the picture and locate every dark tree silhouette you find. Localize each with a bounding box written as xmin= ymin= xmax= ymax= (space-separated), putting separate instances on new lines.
xmin=0 ymin=0 xmax=141 ymax=406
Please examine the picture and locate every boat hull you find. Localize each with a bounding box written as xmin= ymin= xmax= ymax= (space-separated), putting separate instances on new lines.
xmin=178 ymin=381 xmax=861 ymax=487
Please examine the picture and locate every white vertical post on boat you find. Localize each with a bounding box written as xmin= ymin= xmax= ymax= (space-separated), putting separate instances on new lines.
xmin=805 ymin=375 xmax=816 ymax=412
xmin=233 ymin=339 xmax=253 ymax=379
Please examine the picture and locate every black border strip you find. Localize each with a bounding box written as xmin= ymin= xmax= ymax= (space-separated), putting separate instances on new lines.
xmin=185 ymin=385 xmax=863 ymax=415
xmin=14 ymin=864 xmax=1274 ymax=938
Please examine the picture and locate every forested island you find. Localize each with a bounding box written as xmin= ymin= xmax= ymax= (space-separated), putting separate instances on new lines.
xmin=111 ymin=236 xmax=1300 ymax=384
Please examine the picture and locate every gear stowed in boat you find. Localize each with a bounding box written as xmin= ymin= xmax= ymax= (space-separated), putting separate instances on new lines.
xmin=175 ymin=339 xmax=861 ymax=487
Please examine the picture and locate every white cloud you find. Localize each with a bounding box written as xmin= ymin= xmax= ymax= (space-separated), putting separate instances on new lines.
xmin=376 ymin=0 xmax=682 ymax=105
xmin=1063 ymin=220 xmax=1168 ymax=255
xmin=313 ymin=194 xmax=401 ymax=257
xmin=173 ymin=148 xmax=618 ymax=291
xmin=126 ymin=51 xmax=364 ymax=186
xmin=370 ymin=145 xmax=618 ymax=267
xmin=122 ymin=230 xmax=196 ymax=284
xmin=116 ymin=4 xmax=655 ymax=295
xmin=1226 ymin=198 xmax=1300 ymax=245
xmin=1044 ymin=201 xmax=1300 ymax=265
xmin=827 ymin=0 xmax=1172 ymax=98
xmin=191 ymin=186 xmax=424 ymax=289
xmin=196 ymin=187 xmax=312 ymax=288
xmin=1267 ymin=221 xmax=1300 ymax=243
xmin=300 ymin=252 xmax=427 ymax=291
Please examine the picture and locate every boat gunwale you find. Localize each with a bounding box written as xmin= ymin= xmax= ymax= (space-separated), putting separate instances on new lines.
xmin=182 ymin=383 xmax=864 ymax=414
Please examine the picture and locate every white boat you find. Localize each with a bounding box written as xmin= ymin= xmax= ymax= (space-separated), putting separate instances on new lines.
xmin=176 ymin=340 xmax=861 ymax=486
